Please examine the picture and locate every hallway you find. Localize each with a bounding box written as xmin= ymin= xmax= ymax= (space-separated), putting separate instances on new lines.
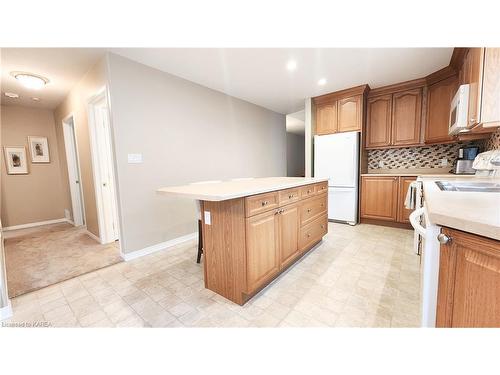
xmin=4 ymin=223 xmax=122 ymax=298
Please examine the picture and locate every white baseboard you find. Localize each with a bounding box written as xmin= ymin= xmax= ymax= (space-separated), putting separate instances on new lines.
xmin=0 ymin=301 xmax=13 ymax=321
xmin=84 ymin=229 xmax=102 ymax=243
xmin=2 ymin=218 xmax=69 ymax=231
xmin=122 ymin=232 xmax=197 ymax=261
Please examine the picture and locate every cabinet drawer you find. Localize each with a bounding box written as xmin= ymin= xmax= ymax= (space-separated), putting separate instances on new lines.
xmin=299 ymin=215 xmax=328 ymax=251
xmin=300 ymin=194 xmax=327 ymax=227
xmin=299 ymin=184 xmax=316 ymax=199
xmin=314 ymin=182 xmax=328 ymax=195
xmin=245 ymin=191 xmax=279 ymax=217
xmin=278 ymin=187 xmax=300 ymax=206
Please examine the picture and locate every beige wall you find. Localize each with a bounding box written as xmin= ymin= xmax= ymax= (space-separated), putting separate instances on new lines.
xmin=106 ymin=53 xmax=286 ymax=254
xmin=1 ymin=105 xmax=67 ymax=227
xmin=53 ymin=58 xmax=108 ymax=237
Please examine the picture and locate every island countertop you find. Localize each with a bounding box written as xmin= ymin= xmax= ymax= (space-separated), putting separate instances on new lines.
xmin=157 ymin=177 xmax=329 ymax=201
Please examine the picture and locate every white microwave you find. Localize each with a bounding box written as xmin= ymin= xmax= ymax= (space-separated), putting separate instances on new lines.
xmin=449 ymin=84 xmax=470 ymax=135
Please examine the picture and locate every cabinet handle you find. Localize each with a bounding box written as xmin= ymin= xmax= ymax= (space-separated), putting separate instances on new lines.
xmin=437 ymin=233 xmax=452 ymax=244
xmin=289 ymin=194 xmax=294 ymax=199
xmin=470 ymin=118 xmax=476 ymax=123
xmin=321 ymin=224 xmax=325 ymax=229
xmin=307 ymin=189 xmax=312 ymax=193
xmin=307 ymin=208 xmax=312 ymax=213
xmin=307 ymin=233 xmax=311 ymax=238
xmin=261 ymin=201 xmax=269 ymax=206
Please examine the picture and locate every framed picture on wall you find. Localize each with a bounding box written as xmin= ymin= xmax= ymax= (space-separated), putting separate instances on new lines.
xmin=28 ymin=136 xmax=50 ymax=163
xmin=4 ymin=146 xmax=29 ymax=174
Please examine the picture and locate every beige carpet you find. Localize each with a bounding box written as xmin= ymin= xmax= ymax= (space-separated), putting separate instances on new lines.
xmin=4 ymin=223 xmax=123 ymax=298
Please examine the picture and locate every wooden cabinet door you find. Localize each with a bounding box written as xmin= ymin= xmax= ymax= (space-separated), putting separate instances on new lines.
xmin=425 ymin=76 xmax=458 ymax=144
xmin=279 ymin=204 xmax=300 ymax=268
xmin=397 ymin=177 xmax=416 ymax=223
xmin=480 ymin=48 xmax=500 ymax=126
xmin=467 ymin=48 xmax=485 ymax=128
xmin=391 ymin=89 xmax=422 ymax=146
xmin=366 ymin=95 xmax=392 ymax=148
xmin=337 ymin=95 xmax=362 ymax=132
xmin=315 ymin=103 xmax=337 ymax=135
xmin=437 ymin=228 xmax=500 ymax=328
xmin=360 ymin=176 xmax=399 ymax=221
xmin=246 ymin=209 xmax=280 ymax=293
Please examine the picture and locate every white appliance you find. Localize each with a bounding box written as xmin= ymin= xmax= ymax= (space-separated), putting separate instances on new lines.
xmin=314 ymin=132 xmax=359 ymax=225
xmin=409 ymin=178 xmax=441 ymax=327
xmin=448 ymin=84 xmax=470 ymax=135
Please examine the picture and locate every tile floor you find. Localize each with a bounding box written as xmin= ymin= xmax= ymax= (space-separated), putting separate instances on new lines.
xmin=4 ymin=223 xmax=122 ymax=298
xmin=2 ymin=223 xmax=421 ymax=328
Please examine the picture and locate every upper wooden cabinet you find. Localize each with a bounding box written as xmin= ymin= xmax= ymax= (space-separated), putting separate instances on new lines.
xmin=313 ymin=85 xmax=368 ymax=136
xmin=315 ymin=103 xmax=337 ymax=135
xmin=337 ymin=95 xmax=362 ymax=132
xmin=425 ymin=76 xmax=458 ymax=144
xmin=437 ymin=227 xmax=500 ymax=327
xmin=458 ymin=47 xmax=500 ymax=133
xmin=366 ymin=95 xmax=392 ymax=148
xmin=366 ymin=88 xmax=423 ymax=148
xmin=391 ymin=89 xmax=422 ymax=146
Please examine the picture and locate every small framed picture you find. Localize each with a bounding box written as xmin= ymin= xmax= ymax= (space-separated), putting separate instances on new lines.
xmin=4 ymin=146 xmax=29 ymax=174
xmin=28 ymin=136 xmax=50 ymax=163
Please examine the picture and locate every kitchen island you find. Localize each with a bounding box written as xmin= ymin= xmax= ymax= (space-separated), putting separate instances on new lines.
xmin=158 ymin=177 xmax=329 ymax=305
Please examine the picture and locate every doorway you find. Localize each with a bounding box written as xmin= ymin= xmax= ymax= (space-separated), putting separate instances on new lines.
xmin=88 ymin=88 xmax=120 ymax=245
xmin=62 ymin=114 xmax=85 ymax=226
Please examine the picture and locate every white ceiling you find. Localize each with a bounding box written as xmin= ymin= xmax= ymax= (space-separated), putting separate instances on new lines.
xmin=111 ymin=48 xmax=454 ymax=114
xmin=1 ymin=48 xmax=454 ymax=114
xmin=1 ymin=48 xmax=105 ymax=109
xmin=286 ymin=110 xmax=305 ymax=136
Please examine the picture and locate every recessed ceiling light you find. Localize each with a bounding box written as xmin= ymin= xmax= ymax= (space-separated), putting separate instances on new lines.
xmin=318 ymin=78 xmax=327 ymax=86
xmin=286 ymin=60 xmax=297 ymax=71
xmin=32 ymin=97 xmax=41 ymax=102
xmin=4 ymin=92 xmax=19 ymax=98
xmin=11 ymin=71 xmax=49 ymax=90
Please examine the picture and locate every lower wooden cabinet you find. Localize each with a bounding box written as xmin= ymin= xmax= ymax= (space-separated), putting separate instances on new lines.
xmin=360 ymin=176 xmax=399 ymax=221
xmin=246 ymin=209 xmax=281 ymax=293
xmin=436 ymin=227 xmax=500 ymax=327
xmin=203 ymin=182 xmax=328 ymax=305
xmin=360 ymin=175 xmax=417 ymax=224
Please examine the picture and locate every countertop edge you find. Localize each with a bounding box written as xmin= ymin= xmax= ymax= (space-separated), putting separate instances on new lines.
xmin=157 ymin=178 xmax=329 ymax=201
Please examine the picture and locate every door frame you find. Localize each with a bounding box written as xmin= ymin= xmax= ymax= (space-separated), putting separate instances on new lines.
xmin=61 ymin=113 xmax=86 ymax=227
xmin=87 ymin=86 xmax=121 ymax=246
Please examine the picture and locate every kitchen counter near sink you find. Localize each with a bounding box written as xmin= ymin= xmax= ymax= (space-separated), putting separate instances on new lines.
xmin=420 ymin=175 xmax=500 ymax=240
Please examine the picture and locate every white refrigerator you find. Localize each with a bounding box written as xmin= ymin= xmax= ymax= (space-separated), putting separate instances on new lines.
xmin=314 ymin=132 xmax=359 ymax=225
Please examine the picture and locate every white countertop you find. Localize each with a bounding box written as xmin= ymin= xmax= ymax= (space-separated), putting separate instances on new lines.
xmin=157 ymin=177 xmax=328 ymax=201
xmin=420 ymin=175 xmax=500 ymax=241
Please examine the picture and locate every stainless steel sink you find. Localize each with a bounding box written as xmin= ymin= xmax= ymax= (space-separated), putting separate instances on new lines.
xmin=435 ymin=181 xmax=500 ymax=192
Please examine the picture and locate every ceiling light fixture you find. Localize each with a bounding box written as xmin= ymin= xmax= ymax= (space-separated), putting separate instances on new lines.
xmin=11 ymin=71 xmax=49 ymax=90
xmin=4 ymin=92 xmax=19 ymax=98
xmin=286 ymin=60 xmax=297 ymax=71
xmin=318 ymin=78 xmax=327 ymax=86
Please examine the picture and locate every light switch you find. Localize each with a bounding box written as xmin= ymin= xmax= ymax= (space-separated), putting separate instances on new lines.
xmin=440 ymin=158 xmax=448 ymax=167
xmin=378 ymin=160 xmax=385 ymax=168
xmin=127 ymin=153 xmax=143 ymax=164
xmin=204 ymin=211 xmax=211 ymax=225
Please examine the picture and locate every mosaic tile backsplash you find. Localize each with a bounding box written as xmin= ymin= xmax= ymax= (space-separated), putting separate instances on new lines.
xmin=367 ymin=141 xmax=482 ymax=169
xmin=486 ymin=128 xmax=500 ymax=150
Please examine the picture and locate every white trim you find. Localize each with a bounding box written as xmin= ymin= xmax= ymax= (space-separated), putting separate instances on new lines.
xmin=0 ymin=301 xmax=13 ymax=321
xmin=122 ymin=232 xmax=197 ymax=262
xmin=2 ymin=218 xmax=69 ymax=231
xmin=84 ymin=229 xmax=102 ymax=243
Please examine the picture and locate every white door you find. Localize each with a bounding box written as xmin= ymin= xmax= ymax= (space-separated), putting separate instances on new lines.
xmin=92 ymin=97 xmax=119 ymax=243
xmin=62 ymin=118 xmax=84 ymax=226
xmin=314 ymin=132 xmax=359 ymax=187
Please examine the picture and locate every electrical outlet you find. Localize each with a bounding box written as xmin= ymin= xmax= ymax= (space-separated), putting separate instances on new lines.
xmin=378 ymin=160 xmax=385 ymax=168
xmin=441 ymin=158 xmax=448 ymax=167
